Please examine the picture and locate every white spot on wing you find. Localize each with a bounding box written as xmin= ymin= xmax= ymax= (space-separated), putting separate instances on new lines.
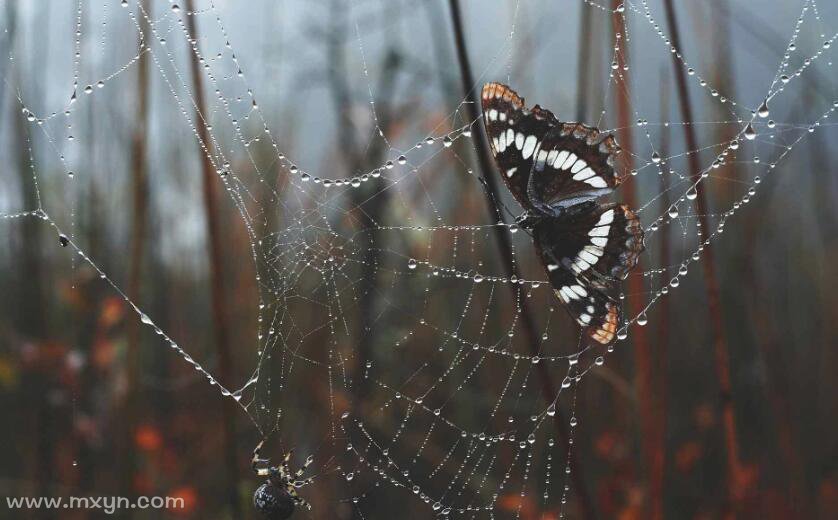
xmin=584 ymin=245 xmax=604 ymax=257
xmin=488 ymin=109 xmax=498 ymax=121
xmin=586 ymin=176 xmax=608 ymax=188
xmin=561 ymin=152 xmax=578 ymax=170
xmin=506 ymin=167 xmax=517 ymax=178
xmin=571 ymin=159 xmax=587 ymax=174
xmin=579 ymin=249 xmax=599 ymax=264
xmin=515 ymin=132 xmax=525 ymax=150
xmin=597 ymin=210 xmax=615 ymax=226
xmin=522 ymin=135 xmax=537 ymax=159
xmin=573 ymin=167 xmax=595 ymax=181
xmin=589 ymin=225 xmax=610 ymax=237
xmin=591 ymin=236 xmax=608 ymax=247
xmin=554 ymin=150 xmax=569 ymax=168
xmin=570 ymin=285 xmax=588 ymax=297
xmin=534 ymin=149 xmax=548 ymax=169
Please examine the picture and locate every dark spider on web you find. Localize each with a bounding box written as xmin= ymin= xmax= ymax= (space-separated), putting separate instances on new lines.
xmin=252 ymin=440 xmax=314 ymax=519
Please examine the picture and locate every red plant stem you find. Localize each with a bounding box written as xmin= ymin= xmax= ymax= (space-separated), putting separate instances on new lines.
xmin=447 ymin=1 xmax=595 ymax=518
xmin=661 ymin=0 xmax=742 ymax=515
xmin=609 ymin=4 xmax=658 ymax=519
xmin=122 ymin=0 xmax=150 ymax=496
xmin=652 ymin=68 xmax=671 ymax=520
xmin=184 ymin=1 xmax=240 ymax=516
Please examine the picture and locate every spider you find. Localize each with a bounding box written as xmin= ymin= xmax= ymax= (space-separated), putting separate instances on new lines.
xmin=252 ymin=440 xmax=314 ymax=519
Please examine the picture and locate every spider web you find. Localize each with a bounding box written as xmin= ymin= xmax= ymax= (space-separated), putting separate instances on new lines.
xmin=1 ymin=0 xmax=836 ymax=518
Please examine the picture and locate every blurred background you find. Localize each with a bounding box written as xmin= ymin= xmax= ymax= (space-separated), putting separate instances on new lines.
xmin=0 ymin=0 xmax=836 ymax=519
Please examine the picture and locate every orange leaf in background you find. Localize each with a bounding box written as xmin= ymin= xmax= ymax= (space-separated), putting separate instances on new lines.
xmin=694 ymin=402 xmax=716 ymax=431
xmin=498 ymin=493 xmax=537 ymax=519
xmin=674 ymin=440 xmax=702 ymax=473
xmin=732 ymin=463 xmax=759 ymax=501
xmin=99 ymin=296 xmax=125 ymax=328
xmin=134 ymin=473 xmax=153 ymax=495
xmin=0 ymin=354 xmax=18 ymax=389
xmin=594 ymin=430 xmax=625 ymax=461
xmin=168 ymin=486 xmax=198 ymax=515
xmin=135 ymin=424 xmax=163 ymax=452
xmin=819 ymin=476 xmax=838 ymax=518
xmin=92 ymin=338 xmax=116 ymax=369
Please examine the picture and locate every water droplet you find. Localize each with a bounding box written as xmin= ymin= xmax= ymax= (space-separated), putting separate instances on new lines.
xmin=407 ymin=258 xmax=417 ymax=270
xmin=58 ymin=234 xmax=69 ymax=247
xmin=686 ymin=187 xmax=697 ymax=200
xmin=442 ymin=136 xmax=453 ymax=147
xmin=595 ymin=356 xmax=604 ymax=366
xmin=636 ymin=313 xmax=648 ymax=326
xmin=651 ymin=152 xmax=661 ymax=164
xmin=397 ymin=155 xmax=407 ymax=165
xmin=171 ymin=4 xmax=180 ymax=12
xmin=744 ymin=123 xmax=757 ymax=140
xmin=473 ymin=274 xmax=483 ymax=283
xmin=757 ymin=100 xmax=769 ymax=118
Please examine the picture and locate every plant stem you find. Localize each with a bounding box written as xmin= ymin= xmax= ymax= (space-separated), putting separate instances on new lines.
xmin=661 ymin=0 xmax=742 ymax=515
xmin=447 ymin=1 xmax=595 ymax=518
xmin=609 ymin=4 xmax=657 ymax=519
xmin=184 ymin=1 xmax=239 ymax=516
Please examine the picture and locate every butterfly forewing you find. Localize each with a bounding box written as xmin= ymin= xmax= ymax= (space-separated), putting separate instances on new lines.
xmin=481 ymin=83 xmax=557 ymax=209
xmin=527 ymin=123 xmax=623 ymax=216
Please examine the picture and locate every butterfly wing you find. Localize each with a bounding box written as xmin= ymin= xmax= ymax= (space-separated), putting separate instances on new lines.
xmin=534 ymin=203 xmax=644 ymax=344
xmin=526 ymin=123 xmax=624 ymax=216
xmin=481 ymin=82 xmax=557 ymax=209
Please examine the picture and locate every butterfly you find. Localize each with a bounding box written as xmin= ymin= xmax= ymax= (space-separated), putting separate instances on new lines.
xmin=481 ymin=82 xmax=644 ymax=344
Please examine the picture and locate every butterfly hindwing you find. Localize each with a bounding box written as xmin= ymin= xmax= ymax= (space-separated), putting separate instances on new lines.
xmin=538 ymin=203 xmax=643 ymax=281
xmin=527 ymin=123 xmax=623 ymax=215
xmin=534 ymin=203 xmax=644 ymax=344
xmin=481 ymin=82 xmax=557 ymax=209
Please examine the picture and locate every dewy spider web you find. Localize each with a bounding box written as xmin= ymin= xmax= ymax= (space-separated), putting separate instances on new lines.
xmin=1 ymin=0 xmax=836 ymax=517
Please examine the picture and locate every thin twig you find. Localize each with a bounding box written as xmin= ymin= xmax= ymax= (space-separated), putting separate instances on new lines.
xmin=447 ymin=1 xmax=596 ymax=518
xmin=652 ymin=66 xmax=671 ymax=520
xmin=661 ymin=0 xmax=742 ymax=516
xmin=184 ymin=1 xmax=240 ymax=516
xmin=610 ymin=3 xmax=658 ymax=518
xmin=122 ymin=0 xmax=151 ymax=497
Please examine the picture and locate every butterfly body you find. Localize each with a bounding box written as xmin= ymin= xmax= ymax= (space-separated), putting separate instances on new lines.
xmin=481 ymin=83 xmax=644 ymax=344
